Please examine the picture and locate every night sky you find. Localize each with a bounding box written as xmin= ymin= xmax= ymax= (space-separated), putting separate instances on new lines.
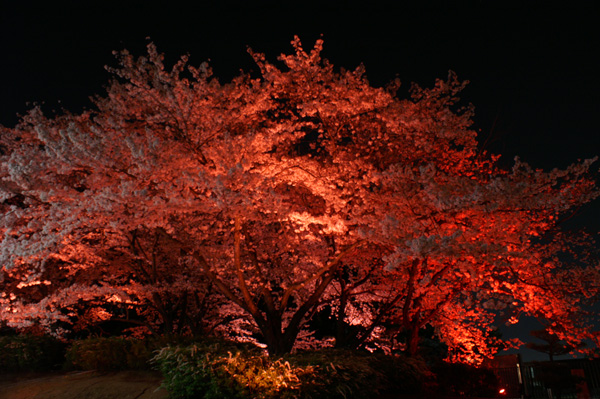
xmin=1 ymin=1 xmax=599 ymax=361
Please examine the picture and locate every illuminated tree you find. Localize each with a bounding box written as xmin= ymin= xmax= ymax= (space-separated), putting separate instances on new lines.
xmin=323 ymin=156 xmax=600 ymax=362
xmin=0 ymin=224 xmax=224 ymax=338
xmin=1 ymin=37 xmax=599 ymax=360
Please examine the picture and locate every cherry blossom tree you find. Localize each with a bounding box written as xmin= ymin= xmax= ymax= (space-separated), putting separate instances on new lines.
xmin=0 ymin=221 xmax=223 ymax=338
xmin=1 ymin=37 xmax=599 ymax=360
xmin=327 ymin=156 xmax=600 ymax=362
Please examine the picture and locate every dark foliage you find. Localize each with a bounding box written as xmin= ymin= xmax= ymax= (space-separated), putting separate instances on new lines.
xmin=0 ymin=334 xmax=66 ymax=372
xmin=65 ymin=335 xmax=194 ymax=370
xmin=152 ymin=340 xmax=432 ymax=399
xmin=431 ymin=361 xmax=500 ymax=398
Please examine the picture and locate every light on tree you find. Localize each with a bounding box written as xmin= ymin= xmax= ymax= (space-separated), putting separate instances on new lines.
xmin=1 ymin=37 xmax=599 ymax=362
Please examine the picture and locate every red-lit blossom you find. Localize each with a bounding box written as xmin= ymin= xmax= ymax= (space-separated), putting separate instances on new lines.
xmin=1 ymin=37 xmax=599 ymax=361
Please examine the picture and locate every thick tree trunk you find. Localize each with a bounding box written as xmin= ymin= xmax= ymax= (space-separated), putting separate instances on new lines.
xmin=406 ymin=324 xmax=420 ymax=357
xmin=335 ymin=288 xmax=351 ymax=348
xmin=188 ymin=220 xmax=361 ymax=356
xmin=261 ymin=316 xmax=295 ymax=356
xmin=265 ymin=336 xmax=294 ymax=356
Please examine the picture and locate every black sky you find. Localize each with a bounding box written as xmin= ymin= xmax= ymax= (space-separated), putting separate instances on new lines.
xmin=1 ymin=1 xmax=599 ymax=361
xmin=2 ymin=2 xmax=598 ymax=169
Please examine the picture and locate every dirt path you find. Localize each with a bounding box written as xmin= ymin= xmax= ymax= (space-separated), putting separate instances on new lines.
xmin=0 ymin=370 xmax=169 ymax=399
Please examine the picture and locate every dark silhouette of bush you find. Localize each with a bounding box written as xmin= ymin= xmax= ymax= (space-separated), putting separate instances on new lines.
xmin=152 ymin=341 xmax=433 ymax=399
xmin=0 ymin=334 xmax=66 ymax=372
xmin=432 ymin=361 xmax=499 ymax=398
xmin=65 ymin=335 xmax=193 ymax=370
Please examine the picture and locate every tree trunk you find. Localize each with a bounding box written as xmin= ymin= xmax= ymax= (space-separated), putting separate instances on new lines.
xmin=261 ymin=315 xmax=295 ymax=356
xmin=335 ymin=288 xmax=351 ymax=348
xmin=406 ymin=324 xmax=420 ymax=357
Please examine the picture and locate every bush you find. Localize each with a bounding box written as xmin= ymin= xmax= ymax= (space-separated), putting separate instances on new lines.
xmin=432 ymin=361 xmax=499 ymax=398
xmin=0 ymin=334 xmax=66 ymax=372
xmin=367 ymin=352 xmax=433 ymax=395
xmin=152 ymin=340 xmax=308 ymax=399
xmin=152 ymin=342 xmax=432 ymax=399
xmin=287 ymin=349 xmax=430 ymax=398
xmin=286 ymin=349 xmax=385 ymax=398
xmin=65 ymin=335 xmax=183 ymax=370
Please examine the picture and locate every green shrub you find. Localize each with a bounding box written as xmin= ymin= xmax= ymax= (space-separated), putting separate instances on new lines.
xmin=365 ymin=352 xmax=432 ymax=395
xmin=152 ymin=340 xmax=308 ymax=399
xmin=66 ymin=337 xmax=128 ymax=370
xmin=65 ymin=336 xmax=181 ymax=370
xmin=286 ymin=349 xmax=386 ymax=398
xmin=287 ymin=349 xmax=431 ymax=398
xmin=152 ymin=342 xmax=432 ymax=399
xmin=0 ymin=334 xmax=66 ymax=372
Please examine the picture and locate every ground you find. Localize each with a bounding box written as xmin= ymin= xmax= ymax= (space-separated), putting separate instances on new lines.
xmin=0 ymin=370 xmax=169 ymax=399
